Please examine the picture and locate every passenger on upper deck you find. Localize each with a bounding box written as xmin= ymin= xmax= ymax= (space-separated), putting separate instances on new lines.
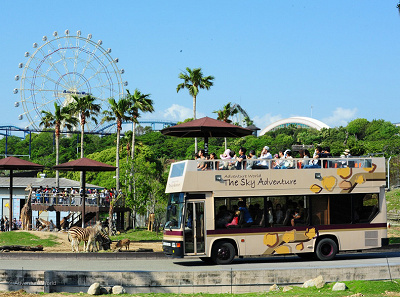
xmin=303 ymin=146 xmax=323 ymax=169
xmin=205 ymin=152 xmax=216 ymax=170
xmin=280 ymin=150 xmax=295 ymax=169
xmin=258 ymin=146 xmax=272 ymax=169
xmin=219 ymin=149 xmax=232 ymax=170
xmin=235 ymin=147 xmax=247 ymax=170
xmin=197 ymin=149 xmax=207 ymax=171
xmin=246 ymin=150 xmax=258 ymax=170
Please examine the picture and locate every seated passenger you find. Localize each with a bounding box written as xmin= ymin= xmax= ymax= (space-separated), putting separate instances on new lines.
xmin=197 ymin=149 xmax=207 ymax=171
xmin=235 ymin=147 xmax=247 ymax=170
xmin=275 ymin=204 xmax=284 ymax=224
xmin=226 ymin=211 xmax=240 ymax=227
xmin=238 ymin=201 xmax=253 ymax=227
xmin=280 ymin=150 xmax=295 ymax=169
xmin=206 ymin=152 xmax=217 ymax=170
xmin=257 ymin=146 xmax=272 ymax=169
xmin=273 ymin=151 xmax=285 ymax=169
xmin=303 ymin=146 xmax=323 ymax=169
xmin=246 ymin=150 xmax=258 ymax=170
xmin=219 ymin=149 xmax=232 ymax=170
xmin=216 ymin=205 xmax=233 ymax=228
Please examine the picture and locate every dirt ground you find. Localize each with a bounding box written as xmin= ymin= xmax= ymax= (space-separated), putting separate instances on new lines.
xmin=13 ymin=230 xmax=162 ymax=253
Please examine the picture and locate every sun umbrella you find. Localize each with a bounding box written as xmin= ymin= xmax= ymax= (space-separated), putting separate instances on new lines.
xmin=160 ymin=117 xmax=253 ymax=154
xmin=53 ymin=158 xmax=116 ymax=227
xmin=0 ymin=157 xmax=44 ymax=228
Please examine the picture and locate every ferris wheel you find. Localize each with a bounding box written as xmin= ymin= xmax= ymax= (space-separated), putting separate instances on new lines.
xmin=14 ymin=30 xmax=127 ymax=132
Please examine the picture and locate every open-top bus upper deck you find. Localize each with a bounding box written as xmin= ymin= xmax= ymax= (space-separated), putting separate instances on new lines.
xmin=166 ymin=157 xmax=386 ymax=196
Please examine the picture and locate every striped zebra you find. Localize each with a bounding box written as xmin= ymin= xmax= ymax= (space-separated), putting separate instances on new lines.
xmin=95 ymin=230 xmax=111 ymax=251
xmin=67 ymin=221 xmax=103 ymax=252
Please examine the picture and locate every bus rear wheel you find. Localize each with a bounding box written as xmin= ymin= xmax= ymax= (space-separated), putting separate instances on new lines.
xmin=211 ymin=241 xmax=235 ymax=265
xmin=315 ymin=238 xmax=337 ymax=261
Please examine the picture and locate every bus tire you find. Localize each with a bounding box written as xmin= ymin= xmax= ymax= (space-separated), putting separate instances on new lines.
xmin=315 ymin=238 xmax=337 ymax=261
xmin=211 ymin=241 xmax=235 ymax=265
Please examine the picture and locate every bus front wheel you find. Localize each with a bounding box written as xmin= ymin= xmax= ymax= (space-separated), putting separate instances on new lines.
xmin=211 ymin=241 xmax=235 ymax=265
xmin=315 ymin=238 xmax=337 ymax=261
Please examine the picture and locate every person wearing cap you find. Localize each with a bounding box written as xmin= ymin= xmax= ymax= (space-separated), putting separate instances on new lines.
xmin=343 ymin=149 xmax=351 ymax=158
xmin=258 ymin=146 xmax=272 ymax=169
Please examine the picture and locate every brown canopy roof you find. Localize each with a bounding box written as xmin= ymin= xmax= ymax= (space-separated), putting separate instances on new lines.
xmin=0 ymin=156 xmax=44 ymax=170
xmin=53 ymin=157 xmax=116 ymax=172
xmin=161 ymin=117 xmax=253 ymax=138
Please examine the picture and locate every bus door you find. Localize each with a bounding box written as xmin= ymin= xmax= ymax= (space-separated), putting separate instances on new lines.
xmin=184 ymin=201 xmax=205 ymax=255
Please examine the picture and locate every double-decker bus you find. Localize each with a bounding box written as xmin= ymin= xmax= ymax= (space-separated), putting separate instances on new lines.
xmin=162 ymin=156 xmax=388 ymax=264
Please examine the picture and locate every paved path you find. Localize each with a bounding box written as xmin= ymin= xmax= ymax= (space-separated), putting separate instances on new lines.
xmin=2 ymin=251 xmax=400 ymax=272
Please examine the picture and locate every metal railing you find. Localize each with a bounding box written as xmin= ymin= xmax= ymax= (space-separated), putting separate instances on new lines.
xmin=29 ymin=193 xmax=125 ymax=207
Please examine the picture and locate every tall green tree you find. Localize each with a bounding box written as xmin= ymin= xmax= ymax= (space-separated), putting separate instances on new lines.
xmin=101 ymin=97 xmax=131 ymax=191
xmin=126 ymin=89 xmax=154 ymax=160
xmin=213 ymin=102 xmax=238 ymax=150
xmin=39 ymin=103 xmax=78 ymax=187
xmin=69 ymin=95 xmax=101 ymax=158
xmin=176 ymin=67 xmax=214 ymax=152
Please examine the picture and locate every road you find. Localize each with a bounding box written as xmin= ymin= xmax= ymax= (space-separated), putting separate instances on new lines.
xmin=2 ymin=251 xmax=400 ymax=272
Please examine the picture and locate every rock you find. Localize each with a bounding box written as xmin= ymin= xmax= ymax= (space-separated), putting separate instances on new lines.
xmin=282 ymin=286 xmax=293 ymax=292
xmin=314 ymin=275 xmax=325 ymax=289
xmin=332 ymin=282 xmax=347 ymax=291
xmin=87 ymin=283 xmax=101 ymax=295
xmin=269 ymin=284 xmax=280 ymax=292
xmin=302 ymin=275 xmax=325 ymax=288
xmin=100 ymin=286 xmax=112 ymax=294
xmin=112 ymin=285 xmax=126 ymax=294
xmin=302 ymin=279 xmax=315 ymax=288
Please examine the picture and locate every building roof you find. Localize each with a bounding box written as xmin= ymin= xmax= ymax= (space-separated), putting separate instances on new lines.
xmin=0 ymin=177 xmax=101 ymax=189
xmin=259 ymin=117 xmax=330 ymax=135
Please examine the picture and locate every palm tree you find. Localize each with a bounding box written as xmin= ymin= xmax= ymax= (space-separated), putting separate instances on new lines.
xmin=101 ymin=97 xmax=131 ymax=192
xmin=126 ymin=89 xmax=154 ymax=160
xmin=176 ymin=67 xmax=214 ymax=152
xmin=39 ymin=103 xmax=78 ymax=188
xmin=68 ymin=94 xmax=101 ymax=158
xmin=125 ymin=89 xmax=154 ymax=197
xmin=213 ymin=102 xmax=238 ymax=150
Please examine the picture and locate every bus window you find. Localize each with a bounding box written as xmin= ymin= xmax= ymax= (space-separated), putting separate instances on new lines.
xmin=165 ymin=193 xmax=184 ymax=229
xmin=330 ymin=194 xmax=352 ymax=224
xmin=353 ymin=193 xmax=379 ymax=223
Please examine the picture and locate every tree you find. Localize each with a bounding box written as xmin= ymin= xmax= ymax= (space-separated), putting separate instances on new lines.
xmin=347 ymin=118 xmax=369 ymax=141
xmin=68 ymin=95 xmax=101 ymax=158
xmin=176 ymin=67 xmax=214 ymax=152
xmin=39 ymin=103 xmax=78 ymax=187
xmin=101 ymin=97 xmax=131 ymax=191
xmin=213 ymin=102 xmax=238 ymax=150
xmin=126 ymin=89 xmax=154 ymax=160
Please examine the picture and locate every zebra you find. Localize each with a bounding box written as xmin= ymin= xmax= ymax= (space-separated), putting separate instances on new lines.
xmin=95 ymin=230 xmax=111 ymax=251
xmin=67 ymin=221 xmax=103 ymax=252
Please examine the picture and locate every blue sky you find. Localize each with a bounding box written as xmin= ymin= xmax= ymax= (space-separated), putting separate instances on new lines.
xmin=1 ymin=1 xmax=400 ymax=131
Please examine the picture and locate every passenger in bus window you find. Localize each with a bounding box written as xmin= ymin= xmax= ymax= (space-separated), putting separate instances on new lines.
xmin=226 ymin=210 xmax=240 ymax=227
xmin=275 ymin=204 xmax=284 ymax=224
xmin=216 ymin=205 xmax=233 ymax=228
xmin=291 ymin=202 xmax=305 ymax=226
xmin=238 ymin=200 xmax=253 ymax=226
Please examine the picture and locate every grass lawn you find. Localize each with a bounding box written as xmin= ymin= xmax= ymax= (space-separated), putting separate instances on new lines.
xmin=0 ymin=231 xmax=59 ymax=247
xmin=111 ymin=228 xmax=163 ymax=241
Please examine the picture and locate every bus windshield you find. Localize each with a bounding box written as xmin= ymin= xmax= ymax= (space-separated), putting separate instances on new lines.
xmin=165 ymin=192 xmax=184 ymax=230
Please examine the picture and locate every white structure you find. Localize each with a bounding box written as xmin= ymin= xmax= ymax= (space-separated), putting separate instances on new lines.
xmin=259 ymin=117 xmax=330 ymax=135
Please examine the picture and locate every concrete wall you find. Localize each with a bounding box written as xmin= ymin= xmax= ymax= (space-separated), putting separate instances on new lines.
xmin=0 ymin=264 xmax=399 ymax=294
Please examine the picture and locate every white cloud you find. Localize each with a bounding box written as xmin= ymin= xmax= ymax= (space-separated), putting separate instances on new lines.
xmin=143 ymin=104 xmax=206 ymax=122
xmin=253 ymin=113 xmax=283 ymax=130
xmin=322 ymin=107 xmax=357 ymax=127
